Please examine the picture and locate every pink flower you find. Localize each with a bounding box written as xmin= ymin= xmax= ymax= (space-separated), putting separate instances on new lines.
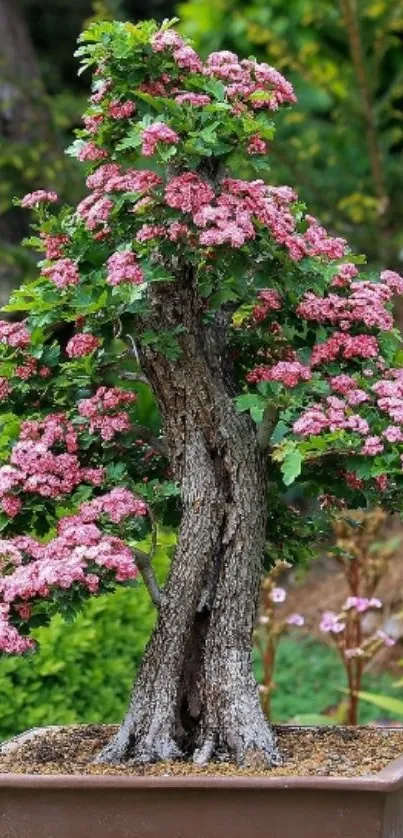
xmin=42 ymin=258 xmax=80 ymax=290
xmin=165 ymin=172 xmax=214 ymax=214
xmin=380 ymin=270 xmax=403 ymax=295
xmin=106 ymin=251 xmax=144 ymax=286
xmin=77 ymin=142 xmax=108 ymax=162
xmin=376 ymin=630 xmax=395 ymax=647
xmin=361 ymin=436 xmax=384 ymax=456
xmin=0 ymin=378 xmax=11 ymax=401
xmin=0 ymin=321 xmax=30 ymax=349
xmin=344 ymin=596 xmax=382 ymax=613
xmin=40 ymin=234 xmax=69 ymax=260
xmin=252 ymin=289 xmax=282 ymax=322
xmin=247 ymin=135 xmax=268 ymax=155
xmin=151 ymin=30 xmax=185 ymax=52
xmin=173 ymin=46 xmax=203 ymax=72
xmin=247 ymin=361 xmax=311 ymax=388
xmin=286 ymin=613 xmax=304 ymax=626
xmin=175 ymin=93 xmax=211 ymax=106
xmin=270 ymin=587 xmax=286 ymax=603
xmin=1 ymin=495 xmax=22 ymax=517
xmin=383 ymin=425 xmax=403 ymax=443
xmin=21 ymin=190 xmax=58 ymax=208
xmin=136 ymin=224 xmax=166 ymax=242
xmin=320 ymin=611 xmax=345 ymax=633
xmin=140 ymin=123 xmax=179 ymax=157
xmin=108 ymin=100 xmax=136 ymax=119
xmin=66 ymin=333 xmax=100 ymax=358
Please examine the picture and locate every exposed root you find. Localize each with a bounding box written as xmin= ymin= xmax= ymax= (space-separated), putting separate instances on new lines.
xmin=95 ymin=719 xmax=184 ymax=766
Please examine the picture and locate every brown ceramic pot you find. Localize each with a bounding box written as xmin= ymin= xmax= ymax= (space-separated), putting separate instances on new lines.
xmin=1 ymin=727 xmax=403 ymax=838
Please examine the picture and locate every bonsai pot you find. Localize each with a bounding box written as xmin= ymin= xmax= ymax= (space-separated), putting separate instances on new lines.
xmin=1 ymin=726 xmax=403 ymax=838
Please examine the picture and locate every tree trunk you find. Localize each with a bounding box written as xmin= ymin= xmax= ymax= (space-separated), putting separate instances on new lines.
xmin=98 ymin=269 xmax=278 ymax=767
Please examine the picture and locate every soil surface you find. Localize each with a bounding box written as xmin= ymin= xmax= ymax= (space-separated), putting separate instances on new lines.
xmin=1 ymin=724 xmax=403 ymax=778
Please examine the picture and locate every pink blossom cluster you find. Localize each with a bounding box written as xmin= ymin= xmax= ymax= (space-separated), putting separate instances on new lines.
xmin=331 ymin=263 xmax=359 ymax=287
xmin=189 ymin=177 xmax=347 ymax=259
xmin=42 ymin=258 xmax=80 ymax=290
xmin=77 ymin=142 xmax=108 ymax=162
xmin=15 ymin=357 xmax=50 ymax=381
xmin=83 ymin=113 xmax=104 ymax=134
xmin=40 ymin=234 xmax=69 ymax=260
xmin=150 ymin=30 xmax=202 ymax=71
xmin=165 ymin=172 xmax=214 ymax=214
xmin=76 ymin=192 xmax=114 ymax=233
xmin=107 ymin=251 xmax=144 ymax=286
xmin=108 ymin=100 xmax=136 ymax=119
xmin=203 ymin=52 xmax=296 ymax=112
xmin=0 ymin=502 xmax=141 ymax=652
xmin=0 ymin=320 xmax=30 ymax=349
xmin=311 ymin=333 xmax=379 ymax=367
xmin=78 ymin=386 xmax=136 ymax=441
xmin=174 ymin=93 xmax=211 ymax=106
xmin=320 ymin=611 xmax=345 ymax=633
xmin=247 ymin=135 xmax=268 ymax=155
xmin=66 ymin=333 xmax=100 ymax=358
xmin=140 ymin=122 xmax=180 ymax=157
xmin=90 ymin=79 xmax=112 ymax=104
xmin=380 ymin=270 xmax=403 ymax=294
xmin=21 ymin=190 xmax=58 ymax=209
xmin=293 ymin=398 xmax=370 ymax=438
xmin=0 ymin=414 xmax=105 ymax=512
xmin=252 ymin=289 xmax=282 ymax=323
xmin=297 ymin=280 xmax=394 ymax=332
xmin=0 ymin=377 xmax=11 ymax=401
xmin=78 ymin=488 xmax=148 ymax=523
xmin=343 ymin=596 xmax=382 ymax=612
xmin=247 ymin=360 xmax=311 ymax=388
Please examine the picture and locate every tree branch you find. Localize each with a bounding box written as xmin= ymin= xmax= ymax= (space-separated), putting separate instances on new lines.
xmin=134 ymin=548 xmax=161 ymax=609
xmin=257 ymin=405 xmax=278 ymax=450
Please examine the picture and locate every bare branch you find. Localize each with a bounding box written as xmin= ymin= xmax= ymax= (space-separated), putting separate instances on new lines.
xmin=134 ymin=548 xmax=161 ymax=609
xmin=125 ymin=333 xmax=140 ymax=363
xmin=257 ymin=405 xmax=278 ymax=450
xmin=120 ymin=370 xmax=150 ymax=385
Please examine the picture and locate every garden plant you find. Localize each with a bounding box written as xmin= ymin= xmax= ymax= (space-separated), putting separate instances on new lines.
xmin=1 ymin=18 xmax=403 ymax=769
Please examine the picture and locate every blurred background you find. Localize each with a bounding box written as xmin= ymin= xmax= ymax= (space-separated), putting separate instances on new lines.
xmin=1 ymin=0 xmax=403 ymax=737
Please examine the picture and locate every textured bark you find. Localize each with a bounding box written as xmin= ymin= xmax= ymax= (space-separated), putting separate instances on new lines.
xmin=98 ymin=268 xmax=277 ymax=767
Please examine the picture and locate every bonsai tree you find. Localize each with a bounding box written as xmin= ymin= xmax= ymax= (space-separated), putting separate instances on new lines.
xmin=1 ymin=19 xmax=403 ymax=767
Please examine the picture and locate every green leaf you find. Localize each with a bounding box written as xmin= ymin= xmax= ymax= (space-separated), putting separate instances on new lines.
xmin=281 ymin=449 xmax=303 ymax=486
xmin=354 ymin=691 xmax=403 ymax=717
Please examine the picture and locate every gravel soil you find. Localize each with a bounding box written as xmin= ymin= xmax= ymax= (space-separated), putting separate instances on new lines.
xmin=1 ymin=724 xmax=403 ymax=778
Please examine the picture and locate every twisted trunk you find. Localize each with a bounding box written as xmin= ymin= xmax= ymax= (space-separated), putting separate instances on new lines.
xmin=99 ymin=270 xmax=277 ymax=767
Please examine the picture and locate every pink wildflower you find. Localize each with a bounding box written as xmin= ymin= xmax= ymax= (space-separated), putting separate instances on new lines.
xmin=77 ymin=142 xmax=108 ymax=162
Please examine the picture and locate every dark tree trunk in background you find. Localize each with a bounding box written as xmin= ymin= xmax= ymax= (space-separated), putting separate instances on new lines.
xmin=0 ymin=0 xmax=60 ymax=304
xmin=99 ymin=271 xmax=278 ymax=767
